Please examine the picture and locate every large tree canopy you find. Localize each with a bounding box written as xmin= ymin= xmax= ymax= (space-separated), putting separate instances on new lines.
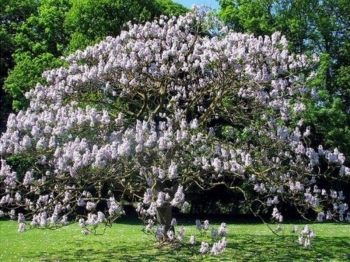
xmin=0 ymin=10 xmax=349 ymax=234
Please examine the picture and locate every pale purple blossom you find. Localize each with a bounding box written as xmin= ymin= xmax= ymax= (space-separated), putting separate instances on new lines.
xmin=9 ymin=209 xmax=16 ymax=220
xmin=171 ymin=218 xmax=177 ymax=227
xmin=86 ymin=201 xmax=96 ymax=211
xmin=17 ymin=213 xmax=25 ymax=223
xmin=145 ymin=219 xmax=154 ymax=232
xmin=203 ymin=220 xmax=210 ymax=230
xmin=108 ymin=200 xmax=124 ymax=217
xmin=61 ymin=215 xmax=68 ymax=225
xmin=299 ymin=225 xmax=316 ymax=248
xmin=189 ymin=235 xmax=196 ymax=245
xmin=18 ymin=222 xmax=26 ymax=233
xmin=155 ymin=225 xmax=165 ymax=241
xmin=177 ymin=227 xmax=185 ymax=242
xmin=170 ymin=185 xmax=185 ymax=207
xmin=272 ymin=207 xmax=283 ymax=222
xmin=210 ymin=237 xmax=227 ymax=255
xmin=199 ymin=242 xmax=210 ymax=253
xmin=146 ymin=202 xmax=157 ymax=216
xmin=218 ymin=222 xmax=227 ymax=236
xmin=167 ymin=230 xmax=175 ymax=241
xmin=40 ymin=212 xmax=48 ymax=227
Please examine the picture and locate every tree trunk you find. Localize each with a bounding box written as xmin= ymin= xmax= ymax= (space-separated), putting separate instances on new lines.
xmin=156 ymin=205 xmax=173 ymax=233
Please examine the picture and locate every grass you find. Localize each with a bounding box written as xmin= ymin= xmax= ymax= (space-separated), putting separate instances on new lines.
xmin=0 ymin=215 xmax=349 ymax=262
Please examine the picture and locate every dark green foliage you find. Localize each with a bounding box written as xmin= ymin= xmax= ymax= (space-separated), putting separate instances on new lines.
xmin=2 ymin=0 xmax=70 ymax=111
xmin=157 ymin=0 xmax=189 ymax=17
xmin=4 ymin=53 xmax=64 ymax=111
xmin=0 ymin=0 xmax=38 ymax=130
xmin=64 ymin=0 xmax=162 ymax=52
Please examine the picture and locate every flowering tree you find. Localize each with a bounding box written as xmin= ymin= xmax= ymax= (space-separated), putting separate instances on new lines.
xmin=0 ymin=8 xmax=349 ymax=235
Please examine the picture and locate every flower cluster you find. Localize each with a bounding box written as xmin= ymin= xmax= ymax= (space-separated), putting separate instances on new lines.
xmin=199 ymin=238 xmax=227 ymax=255
xmin=218 ymin=222 xmax=228 ymax=236
xmin=195 ymin=219 xmax=210 ymax=232
xmin=78 ymin=203 xmax=124 ymax=234
xmin=298 ymin=225 xmax=316 ymax=248
xmin=271 ymin=207 xmax=283 ymax=222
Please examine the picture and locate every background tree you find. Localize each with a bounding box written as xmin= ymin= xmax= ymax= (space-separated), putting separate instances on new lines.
xmin=65 ymin=0 xmax=162 ymax=52
xmin=157 ymin=0 xmax=189 ymax=17
xmin=1 ymin=10 xmax=349 ymax=235
xmin=0 ymin=0 xmax=38 ymax=131
xmin=3 ymin=0 xmax=70 ymax=112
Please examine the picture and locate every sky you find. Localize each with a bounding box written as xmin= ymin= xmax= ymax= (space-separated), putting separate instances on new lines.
xmin=174 ymin=0 xmax=220 ymax=10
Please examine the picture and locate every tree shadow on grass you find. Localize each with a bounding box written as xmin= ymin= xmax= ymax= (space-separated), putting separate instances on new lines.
xmin=230 ymin=234 xmax=350 ymax=262
xmin=30 ymin=232 xmax=350 ymax=262
xmin=116 ymin=213 xmax=262 ymax=226
xmin=18 ymin=218 xmax=350 ymax=262
xmin=36 ymin=242 xmax=201 ymax=262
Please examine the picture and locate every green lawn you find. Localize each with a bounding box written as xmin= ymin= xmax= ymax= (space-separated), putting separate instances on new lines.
xmin=0 ymin=216 xmax=349 ymax=262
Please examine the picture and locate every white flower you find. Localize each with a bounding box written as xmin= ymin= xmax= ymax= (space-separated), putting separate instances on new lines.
xmin=155 ymin=225 xmax=165 ymax=241
xmin=97 ymin=211 xmax=106 ymax=223
xmin=218 ymin=222 xmax=227 ymax=236
xmin=17 ymin=213 xmax=25 ymax=223
xmin=61 ymin=215 xmax=68 ymax=225
xmin=203 ymin=220 xmax=209 ymax=230
xmin=86 ymin=201 xmax=96 ymax=211
xmin=167 ymin=230 xmax=175 ymax=241
xmin=79 ymin=218 xmax=86 ymax=228
xmin=199 ymin=242 xmax=210 ymax=253
xmin=145 ymin=219 xmax=154 ymax=231
xmin=171 ymin=218 xmax=177 ymax=227
xmin=18 ymin=222 xmax=26 ymax=233
xmin=189 ymin=235 xmax=196 ymax=245
xmin=168 ymin=162 xmax=178 ymax=179
xmin=170 ymin=185 xmax=185 ymax=207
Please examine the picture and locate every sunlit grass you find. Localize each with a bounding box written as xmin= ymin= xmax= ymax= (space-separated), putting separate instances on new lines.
xmin=0 ymin=216 xmax=349 ymax=261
